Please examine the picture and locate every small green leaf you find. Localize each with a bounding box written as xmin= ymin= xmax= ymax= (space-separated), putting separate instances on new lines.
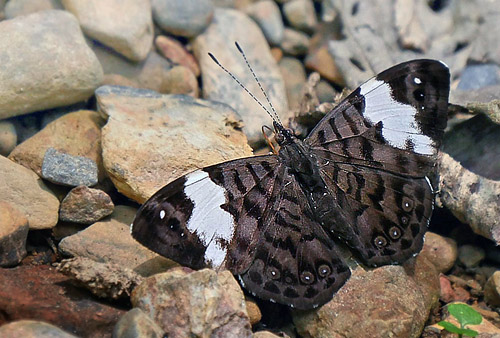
xmin=437 ymin=321 xmax=479 ymax=337
xmin=437 ymin=320 xmax=462 ymax=334
xmin=448 ymin=303 xmax=483 ymax=327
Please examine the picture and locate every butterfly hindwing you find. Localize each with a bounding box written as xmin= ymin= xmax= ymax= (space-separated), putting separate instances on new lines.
xmin=239 ymin=168 xmax=350 ymax=310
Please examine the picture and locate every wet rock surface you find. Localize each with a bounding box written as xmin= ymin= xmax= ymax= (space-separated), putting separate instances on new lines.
xmin=2 ymin=1 xmax=500 ymax=337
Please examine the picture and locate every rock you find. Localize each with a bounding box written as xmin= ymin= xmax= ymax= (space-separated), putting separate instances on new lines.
xmin=419 ymin=232 xmax=457 ymax=273
xmin=152 ymin=0 xmax=214 ymax=38
xmin=0 ymin=10 xmax=103 ymax=119
xmin=316 ymin=80 xmax=337 ymax=104
xmin=0 ymin=155 xmax=59 ymax=229
xmin=469 ymin=6 xmax=500 ymax=66
xmin=160 ymin=65 xmax=199 ymax=97
xmin=41 ymin=148 xmax=99 ymax=187
xmin=193 ymin=8 xmax=289 ymax=144
xmin=484 ymin=271 xmax=500 ymax=306
xmin=0 ymin=201 xmax=29 ymax=267
xmin=58 ymin=205 xmax=176 ymax=276
xmin=56 ymin=257 xmax=143 ymax=300
xmin=0 ymin=320 xmax=77 ymax=338
xmin=8 ymin=110 xmax=105 ymax=181
xmin=131 ymin=268 xmax=252 ymax=337
xmin=96 ymin=85 xmax=252 ymax=203
xmin=4 ymin=0 xmax=62 ymax=19
xmin=450 ymin=90 xmax=500 ymax=125
xmin=59 ymin=186 xmax=114 ymax=224
xmin=439 ymin=152 xmax=500 ymax=244
xmin=253 ymin=331 xmax=282 ymax=338
xmin=91 ymin=43 xmax=173 ymax=92
xmin=102 ymin=74 xmax=140 ymax=88
xmin=113 ymin=308 xmax=165 ymax=338
xmin=458 ymin=244 xmax=485 ymax=268
xmin=457 ymin=64 xmax=500 ymax=91
xmin=282 ymin=0 xmax=317 ymax=34
xmin=305 ymin=22 xmax=344 ymax=85
xmin=245 ymin=0 xmax=284 ymax=45
xmin=245 ymin=298 xmax=262 ymax=326
xmin=0 ymin=120 xmax=17 ymax=156
xmin=279 ymin=57 xmax=307 ymax=111
xmin=293 ymin=254 xmax=439 ymax=338
xmin=280 ymin=28 xmax=310 ymax=56
xmin=155 ymin=35 xmax=201 ymax=76
xmin=62 ymin=0 xmax=153 ymax=62
xmin=0 ymin=265 xmax=125 ymax=337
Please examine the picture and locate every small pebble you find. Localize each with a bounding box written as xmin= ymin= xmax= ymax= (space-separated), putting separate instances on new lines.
xmin=0 ymin=201 xmax=29 ymax=267
xmin=283 ymin=0 xmax=317 ymax=34
xmin=457 ymin=64 xmax=500 ymax=91
xmin=41 ymin=148 xmax=98 ymax=187
xmin=160 ymin=65 xmax=199 ymax=97
xmin=484 ymin=271 xmax=500 ymax=306
xmin=59 ymin=186 xmax=114 ymax=224
xmin=280 ymin=28 xmax=310 ymax=56
xmin=0 ymin=120 xmax=17 ymax=156
xmin=245 ymin=0 xmax=284 ymax=45
xmin=155 ymin=35 xmax=200 ymax=77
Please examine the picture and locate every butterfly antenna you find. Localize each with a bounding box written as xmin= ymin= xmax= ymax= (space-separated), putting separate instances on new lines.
xmin=235 ymin=42 xmax=282 ymax=125
xmin=207 ymin=52 xmax=278 ymax=124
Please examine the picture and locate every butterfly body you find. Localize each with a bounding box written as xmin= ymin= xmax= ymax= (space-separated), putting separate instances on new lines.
xmin=131 ymin=59 xmax=450 ymax=310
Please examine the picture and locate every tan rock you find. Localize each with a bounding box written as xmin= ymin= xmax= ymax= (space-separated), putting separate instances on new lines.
xmin=0 ymin=201 xmax=29 ymax=267
xmin=62 ymin=0 xmax=153 ymax=62
xmin=113 ymin=308 xmax=164 ymax=338
xmin=245 ymin=298 xmax=262 ymax=326
xmin=102 ymin=74 xmax=140 ymax=88
xmin=59 ymin=186 xmax=114 ymax=224
xmin=484 ymin=271 xmax=500 ymax=306
xmin=0 ymin=10 xmax=103 ymax=119
xmin=58 ymin=205 xmax=176 ymax=276
xmin=420 ymin=232 xmax=458 ymax=273
xmin=193 ymin=8 xmax=289 ymax=145
xmin=0 ymin=120 xmax=17 ymax=156
xmin=0 ymin=155 xmax=59 ymax=229
xmin=0 ymin=320 xmax=77 ymax=338
xmin=132 ymin=268 xmax=252 ymax=337
xmin=96 ymin=85 xmax=252 ymax=203
xmin=155 ymin=35 xmax=200 ymax=76
xmin=4 ymin=0 xmax=62 ymax=19
xmin=160 ymin=66 xmax=199 ymax=97
xmin=8 ymin=110 xmax=105 ymax=180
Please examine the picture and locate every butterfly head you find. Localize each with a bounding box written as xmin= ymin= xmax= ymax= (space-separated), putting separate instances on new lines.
xmin=273 ymin=121 xmax=296 ymax=146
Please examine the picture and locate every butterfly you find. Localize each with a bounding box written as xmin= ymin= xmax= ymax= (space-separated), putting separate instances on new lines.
xmin=131 ymin=57 xmax=450 ymax=310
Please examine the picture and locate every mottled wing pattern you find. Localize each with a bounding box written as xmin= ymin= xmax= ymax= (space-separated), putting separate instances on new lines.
xmin=306 ymin=60 xmax=450 ymax=266
xmin=131 ymin=156 xmax=281 ymax=272
xmin=239 ymin=166 xmax=351 ymax=309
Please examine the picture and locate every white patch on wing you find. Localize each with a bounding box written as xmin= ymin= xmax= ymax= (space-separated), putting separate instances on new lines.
xmin=159 ymin=210 xmax=166 ymax=219
xmin=360 ymin=79 xmax=434 ymax=155
xmin=184 ymin=170 xmax=235 ymax=269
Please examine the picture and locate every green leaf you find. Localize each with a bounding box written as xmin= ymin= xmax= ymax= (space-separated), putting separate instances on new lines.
xmin=437 ymin=321 xmax=479 ymax=337
xmin=448 ymin=303 xmax=483 ymax=327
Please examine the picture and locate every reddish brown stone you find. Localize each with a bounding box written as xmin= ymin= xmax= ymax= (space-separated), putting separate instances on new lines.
xmin=0 ymin=265 xmax=126 ymax=337
xmin=155 ymin=35 xmax=200 ymax=77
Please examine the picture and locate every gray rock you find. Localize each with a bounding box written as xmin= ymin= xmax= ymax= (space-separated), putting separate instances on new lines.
xmin=58 ymin=205 xmax=176 ymax=276
xmin=152 ymin=0 xmax=214 ymax=38
xmin=484 ymin=271 xmax=500 ymax=307
xmin=0 ymin=320 xmax=77 ymax=338
xmin=0 ymin=10 xmax=103 ymax=119
xmin=458 ymin=244 xmax=485 ymax=269
xmin=41 ymin=148 xmax=98 ymax=187
xmin=96 ymin=85 xmax=252 ymax=203
xmin=113 ymin=308 xmax=165 ymax=338
xmin=420 ymin=232 xmax=457 ymax=273
xmin=0 ymin=201 xmax=29 ymax=267
xmin=457 ymin=64 xmax=500 ymax=91
xmin=0 ymin=155 xmax=59 ymax=230
xmin=193 ymin=8 xmax=289 ymax=145
xmin=283 ymin=0 xmax=317 ymax=34
xmin=131 ymin=268 xmax=252 ymax=338
xmin=280 ymin=28 xmax=310 ymax=56
xmin=62 ymin=0 xmax=153 ymax=62
xmin=0 ymin=120 xmax=17 ymax=156
xmin=316 ymin=80 xmax=337 ymax=104
xmin=245 ymin=0 xmax=284 ymax=45
xmin=59 ymin=186 xmax=114 ymax=224
xmin=4 ymin=0 xmax=62 ymax=19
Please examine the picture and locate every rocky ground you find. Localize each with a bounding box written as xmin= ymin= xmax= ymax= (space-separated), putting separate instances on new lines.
xmin=1 ymin=0 xmax=500 ymax=337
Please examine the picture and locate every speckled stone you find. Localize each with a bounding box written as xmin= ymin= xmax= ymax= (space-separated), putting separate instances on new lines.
xmin=41 ymin=148 xmax=98 ymax=187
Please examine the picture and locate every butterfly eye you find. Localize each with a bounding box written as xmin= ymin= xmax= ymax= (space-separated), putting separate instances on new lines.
xmin=402 ymin=197 xmax=414 ymax=212
xmin=413 ymin=89 xmax=425 ymax=102
xmin=388 ymin=226 xmax=402 ymax=239
xmin=300 ymin=271 xmax=315 ymax=285
xmin=267 ymin=267 xmax=281 ymax=280
xmin=317 ymin=264 xmax=332 ymax=278
xmin=374 ymin=235 xmax=388 ymax=248
xmin=401 ymin=215 xmax=409 ymax=225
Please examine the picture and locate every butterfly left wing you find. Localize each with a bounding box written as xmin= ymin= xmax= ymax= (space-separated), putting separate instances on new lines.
xmin=131 ymin=156 xmax=281 ymax=272
xmin=304 ymin=59 xmax=450 ymax=266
